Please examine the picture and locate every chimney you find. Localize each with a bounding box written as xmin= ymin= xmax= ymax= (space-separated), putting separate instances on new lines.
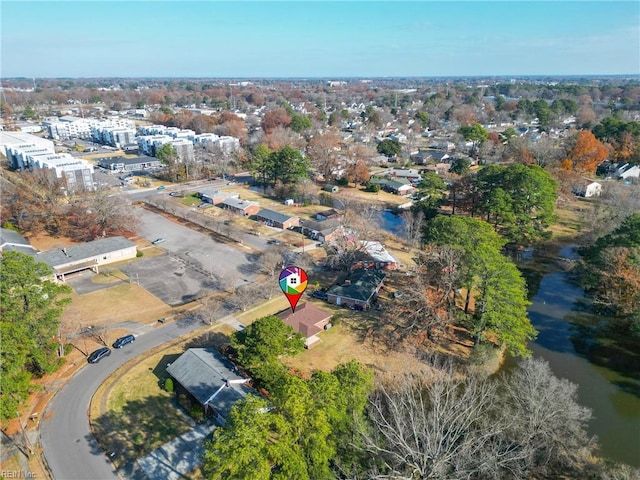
xmin=343 ymin=280 xmax=351 ymax=286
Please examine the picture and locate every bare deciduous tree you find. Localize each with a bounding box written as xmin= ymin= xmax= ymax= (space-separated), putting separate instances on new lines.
xmin=360 ymin=358 xmax=597 ymax=479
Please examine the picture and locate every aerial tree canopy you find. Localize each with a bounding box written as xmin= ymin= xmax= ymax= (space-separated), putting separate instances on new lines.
xmin=376 ymin=138 xmax=402 ymax=158
xmin=473 ymin=164 xmax=558 ymax=247
xmin=561 ymin=130 xmax=609 ymax=175
xmin=0 ymin=251 xmax=71 ymax=421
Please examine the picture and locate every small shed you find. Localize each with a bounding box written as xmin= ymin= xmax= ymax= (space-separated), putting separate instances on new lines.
xmin=323 ymin=184 xmax=339 ymax=193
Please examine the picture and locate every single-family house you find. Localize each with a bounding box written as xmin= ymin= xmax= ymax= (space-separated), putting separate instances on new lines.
xmin=35 ymin=236 xmax=137 ymax=282
xmin=198 ymin=187 xmax=239 ymax=205
xmin=410 ymin=150 xmax=450 ymax=165
xmin=220 ymin=198 xmax=260 ymax=216
xmin=369 ymin=177 xmax=414 ymax=195
xmin=573 ymin=180 xmax=602 ymax=198
xmin=326 ymin=269 xmax=386 ymax=310
xmin=354 ymin=241 xmax=398 ymax=270
xmin=0 ymin=228 xmax=36 ymax=254
xmin=166 ymin=348 xmax=257 ymax=425
xmin=277 ymin=302 xmax=333 ymax=348
xmin=387 ymin=168 xmax=422 ymax=182
xmin=300 ymin=218 xmax=345 ymax=243
xmin=315 ymin=209 xmax=340 ymax=221
xmin=256 ymin=209 xmax=300 ymax=229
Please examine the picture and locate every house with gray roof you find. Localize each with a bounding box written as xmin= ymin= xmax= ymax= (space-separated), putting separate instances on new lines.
xmin=166 ymin=348 xmax=258 ymax=425
xmin=219 ymin=197 xmax=260 ymax=216
xmin=300 ymin=218 xmax=347 ymax=243
xmin=0 ymin=228 xmax=36 ymax=254
xmin=198 ymin=187 xmax=239 ymax=205
xmin=326 ymin=269 xmax=386 ymax=310
xmin=255 ymin=208 xmax=300 ymax=229
xmin=35 ymin=236 xmax=137 ymax=281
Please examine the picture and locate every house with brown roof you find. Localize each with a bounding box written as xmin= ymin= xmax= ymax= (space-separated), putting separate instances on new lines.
xmin=277 ymin=302 xmax=333 ymax=347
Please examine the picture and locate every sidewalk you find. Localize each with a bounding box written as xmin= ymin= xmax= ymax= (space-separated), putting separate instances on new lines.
xmin=135 ymin=422 xmax=216 ymax=480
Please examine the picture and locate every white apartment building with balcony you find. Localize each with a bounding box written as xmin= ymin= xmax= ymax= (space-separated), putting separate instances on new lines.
xmin=0 ymin=131 xmax=56 ymax=169
xmin=28 ymin=153 xmax=95 ymax=191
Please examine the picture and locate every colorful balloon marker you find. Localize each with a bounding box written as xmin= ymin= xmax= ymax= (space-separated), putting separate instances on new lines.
xmin=279 ymin=266 xmax=308 ymax=313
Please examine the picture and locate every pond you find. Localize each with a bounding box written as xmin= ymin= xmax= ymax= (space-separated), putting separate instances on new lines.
xmin=518 ymin=246 xmax=640 ymax=467
xmin=378 ymin=210 xmax=406 ymax=236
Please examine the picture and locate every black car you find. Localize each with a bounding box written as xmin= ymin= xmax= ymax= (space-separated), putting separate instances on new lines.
xmin=112 ymin=334 xmax=135 ymax=349
xmin=311 ymin=290 xmax=329 ymax=300
xmin=88 ymin=347 xmax=111 ymax=364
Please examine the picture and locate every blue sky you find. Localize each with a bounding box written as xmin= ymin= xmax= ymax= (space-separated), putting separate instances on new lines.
xmin=2 ymin=1 xmax=639 ymax=78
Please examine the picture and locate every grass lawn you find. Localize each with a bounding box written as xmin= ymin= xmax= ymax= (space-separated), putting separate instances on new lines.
xmin=283 ymin=322 xmax=428 ymax=376
xmin=235 ymin=296 xmax=292 ymax=325
xmin=182 ymin=193 xmax=202 ymax=206
xmin=62 ymin=283 xmax=171 ymax=327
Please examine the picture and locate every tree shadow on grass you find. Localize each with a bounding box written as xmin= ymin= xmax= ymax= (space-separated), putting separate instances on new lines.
xmin=89 ymin=396 xmax=194 ymax=479
xmin=184 ymin=331 xmax=231 ymax=350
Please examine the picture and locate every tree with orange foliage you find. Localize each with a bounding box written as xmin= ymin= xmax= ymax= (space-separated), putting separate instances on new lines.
xmin=561 ymin=130 xmax=609 ymax=175
xmin=261 ymin=108 xmax=291 ymax=134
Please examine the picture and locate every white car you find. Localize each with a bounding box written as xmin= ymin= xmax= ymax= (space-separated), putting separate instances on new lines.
xmin=152 ymin=238 xmax=166 ymax=245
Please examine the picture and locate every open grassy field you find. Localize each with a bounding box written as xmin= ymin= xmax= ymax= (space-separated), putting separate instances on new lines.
xmin=283 ymin=322 xmax=429 ymax=376
xmin=62 ymin=283 xmax=171 ymax=327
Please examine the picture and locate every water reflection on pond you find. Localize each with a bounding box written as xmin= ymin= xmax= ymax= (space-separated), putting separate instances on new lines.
xmin=520 ymin=246 xmax=640 ymax=467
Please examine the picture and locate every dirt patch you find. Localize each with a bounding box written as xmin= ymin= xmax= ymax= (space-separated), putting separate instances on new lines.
xmin=26 ymin=232 xmax=79 ymax=251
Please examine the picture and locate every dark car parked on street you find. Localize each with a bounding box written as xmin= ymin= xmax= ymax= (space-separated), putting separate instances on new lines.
xmin=112 ymin=334 xmax=135 ymax=349
xmin=88 ymin=347 xmax=111 ymax=364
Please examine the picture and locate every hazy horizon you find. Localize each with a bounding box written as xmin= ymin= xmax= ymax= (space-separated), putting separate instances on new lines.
xmin=2 ymin=1 xmax=639 ymax=78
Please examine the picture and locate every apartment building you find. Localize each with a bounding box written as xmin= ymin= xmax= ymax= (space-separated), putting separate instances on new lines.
xmin=29 ymin=153 xmax=95 ymax=190
xmin=0 ymin=131 xmax=55 ymax=169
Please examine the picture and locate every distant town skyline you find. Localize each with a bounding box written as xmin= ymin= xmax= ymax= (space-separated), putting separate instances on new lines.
xmin=2 ymin=1 xmax=639 ymax=78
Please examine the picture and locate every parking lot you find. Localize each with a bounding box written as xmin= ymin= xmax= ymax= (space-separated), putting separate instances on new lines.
xmin=131 ymin=207 xmax=259 ymax=305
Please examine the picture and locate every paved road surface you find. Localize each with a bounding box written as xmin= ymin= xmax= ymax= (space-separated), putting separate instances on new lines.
xmin=40 ymin=317 xmax=203 ymax=480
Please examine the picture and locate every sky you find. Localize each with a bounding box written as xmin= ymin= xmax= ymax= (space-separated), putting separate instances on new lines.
xmin=1 ymin=1 xmax=639 ymax=78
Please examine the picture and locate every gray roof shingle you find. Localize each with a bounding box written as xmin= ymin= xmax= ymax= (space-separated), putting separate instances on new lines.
xmin=256 ymin=208 xmax=297 ymax=224
xmin=166 ymin=348 xmax=254 ymax=418
xmin=327 ymin=270 xmax=386 ymax=302
xmin=35 ymin=236 xmax=136 ymax=268
xmin=0 ymin=228 xmax=32 ymax=249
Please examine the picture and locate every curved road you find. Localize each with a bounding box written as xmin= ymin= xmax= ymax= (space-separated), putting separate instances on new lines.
xmin=40 ymin=317 xmax=203 ymax=480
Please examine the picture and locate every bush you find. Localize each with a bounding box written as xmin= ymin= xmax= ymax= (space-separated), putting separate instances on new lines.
xmin=189 ymin=405 xmax=204 ymax=422
xmin=136 ymin=250 xmax=144 ymax=257
xmin=63 ymin=344 xmax=74 ymax=356
xmin=366 ymin=183 xmax=381 ymax=193
xmin=164 ymin=377 xmax=174 ymax=392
